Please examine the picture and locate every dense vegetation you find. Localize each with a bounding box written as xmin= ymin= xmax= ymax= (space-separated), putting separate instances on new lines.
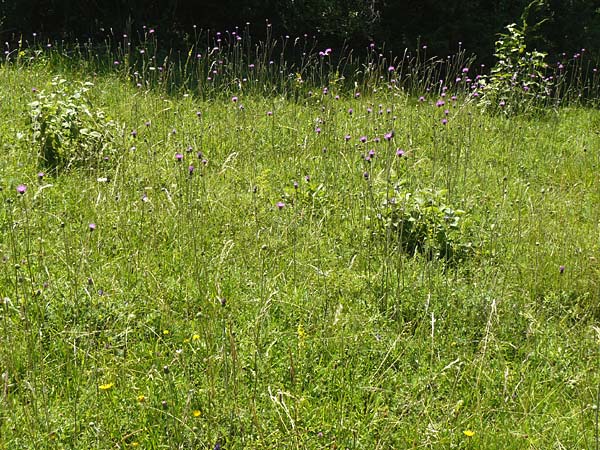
xmin=1 ymin=2 xmax=600 ymax=448
xmin=2 ymin=0 xmax=600 ymax=65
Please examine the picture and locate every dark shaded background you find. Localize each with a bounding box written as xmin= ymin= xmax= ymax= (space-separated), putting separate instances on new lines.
xmin=1 ymin=0 xmax=599 ymax=63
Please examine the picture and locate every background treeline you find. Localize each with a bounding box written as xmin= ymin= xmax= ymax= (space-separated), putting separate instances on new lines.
xmin=1 ymin=0 xmax=599 ymax=63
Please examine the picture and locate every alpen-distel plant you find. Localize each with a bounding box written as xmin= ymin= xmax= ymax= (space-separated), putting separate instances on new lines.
xmin=478 ymin=0 xmax=552 ymax=114
xmin=29 ymin=76 xmax=123 ymax=172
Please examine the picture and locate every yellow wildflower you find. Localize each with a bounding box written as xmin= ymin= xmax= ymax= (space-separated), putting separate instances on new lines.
xmin=463 ymin=430 xmax=475 ymax=437
xmin=137 ymin=395 xmax=146 ymax=402
xmin=99 ymin=382 xmax=114 ymax=391
xmin=193 ymin=410 xmax=201 ymax=417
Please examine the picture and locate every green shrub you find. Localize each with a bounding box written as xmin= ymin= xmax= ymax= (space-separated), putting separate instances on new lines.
xmin=29 ymin=77 xmax=123 ymax=171
xmin=373 ymin=184 xmax=475 ymax=263
xmin=479 ymin=0 xmax=552 ymax=114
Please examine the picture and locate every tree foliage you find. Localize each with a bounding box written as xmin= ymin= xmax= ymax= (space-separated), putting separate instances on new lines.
xmin=1 ymin=0 xmax=598 ymax=63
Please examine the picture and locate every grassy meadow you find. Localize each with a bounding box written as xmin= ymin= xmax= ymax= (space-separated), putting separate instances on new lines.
xmin=1 ymin=34 xmax=600 ymax=449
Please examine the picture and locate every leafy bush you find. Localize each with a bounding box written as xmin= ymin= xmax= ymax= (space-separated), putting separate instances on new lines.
xmin=479 ymin=0 xmax=552 ymax=114
xmin=29 ymin=77 xmax=123 ymax=171
xmin=373 ymin=184 xmax=475 ymax=263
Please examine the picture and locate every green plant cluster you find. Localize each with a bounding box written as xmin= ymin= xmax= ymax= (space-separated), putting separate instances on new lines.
xmin=29 ymin=77 xmax=123 ymax=171
xmin=374 ymin=185 xmax=475 ymax=263
xmin=479 ymin=1 xmax=552 ymax=114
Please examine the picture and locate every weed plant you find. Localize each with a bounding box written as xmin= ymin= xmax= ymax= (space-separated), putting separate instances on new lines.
xmin=0 ymin=24 xmax=599 ymax=449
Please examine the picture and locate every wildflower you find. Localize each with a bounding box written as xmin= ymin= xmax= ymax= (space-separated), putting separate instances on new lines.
xmin=348 ymin=108 xmax=353 ymax=115
xmin=137 ymin=395 xmax=146 ymax=402
xmin=16 ymin=184 xmax=27 ymax=195
xmin=441 ymin=118 xmax=448 ymax=125
xmin=175 ymin=153 xmax=183 ymax=161
xmin=499 ymin=100 xmax=506 ymax=107
xmin=360 ymin=136 xmax=367 ymax=143
xmin=267 ymin=111 xmax=273 ymax=116
xmin=344 ymin=134 xmax=351 ymax=142
xmin=419 ymin=96 xmax=425 ymax=102
xmin=163 ymin=329 xmax=170 ymax=335
xmin=384 ymin=131 xmax=394 ymax=141
xmin=188 ymin=165 xmax=195 ymax=175
xmin=276 ymin=202 xmax=285 ymax=210
xmin=192 ymin=334 xmax=200 ymax=341
xmin=315 ymin=127 xmax=321 ymax=134
xmin=368 ymin=149 xmax=375 ymax=158
xmin=355 ymin=92 xmax=360 ymax=98
xmin=231 ymin=96 xmax=238 ymax=103
xmin=396 ymin=148 xmax=405 ymax=157
xmin=99 ymin=382 xmax=114 ymax=390
xmin=89 ymin=223 xmax=96 ymax=232
xmin=131 ymin=129 xmax=137 ymax=137
xmin=388 ymin=66 xmax=395 ymax=72
xmin=559 ymin=265 xmax=565 ymax=274
xmin=463 ymin=430 xmax=475 ymax=437
xmin=363 ymin=171 xmax=369 ymax=180
xmin=436 ymin=99 xmax=445 ymax=107
xmin=193 ymin=410 xmax=201 ymax=417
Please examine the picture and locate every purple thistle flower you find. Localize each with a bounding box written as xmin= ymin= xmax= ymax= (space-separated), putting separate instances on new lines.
xmin=499 ymin=100 xmax=506 ymax=107
xmin=232 ymin=96 xmax=238 ymax=103
xmin=315 ymin=127 xmax=321 ymax=134
xmin=276 ymin=201 xmax=285 ymax=210
xmin=368 ymin=149 xmax=376 ymax=158
xmin=267 ymin=111 xmax=273 ymax=116
xmin=360 ymin=136 xmax=367 ymax=143
xmin=436 ymin=99 xmax=445 ymax=107
xmin=363 ymin=171 xmax=369 ymax=180
xmin=188 ymin=165 xmax=195 ymax=175
xmin=419 ymin=96 xmax=425 ymax=102
xmin=384 ymin=131 xmax=394 ymax=141
xmin=175 ymin=153 xmax=183 ymax=161
xmin=388 ymin=66 xmax=395 ymax=72
xmin=16 ymin=184 xmax=27 ymax=195
xmin=396 ymin=148 xmax=405 ymax=157
xmin=131 ymin=130 xmax=137 ymax=137
xmin=374 ymin=137 xmax=381 ymax=143
xmin=354 ymin=92 xmax=360 ymax=98
xmin=348 ymin=108 xmax=353 ymax=115
xmin=89 ymin=223 xmax=96 ymax=232
xmin=344 ymin=134 xmax=351 ymax=142
xmin=293 ymin=181 xmax=299 ymax=189
xmin=441 ymin=118 xmax=448 ymax=125
xmin=559 ymin=265 xmax=565 ymax=274
xmin=37 ymin=172 xmax=45 ymax=180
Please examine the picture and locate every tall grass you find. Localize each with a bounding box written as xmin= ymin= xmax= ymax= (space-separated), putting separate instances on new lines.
xmin=0 ymin=25 xmax=599 ymax=448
